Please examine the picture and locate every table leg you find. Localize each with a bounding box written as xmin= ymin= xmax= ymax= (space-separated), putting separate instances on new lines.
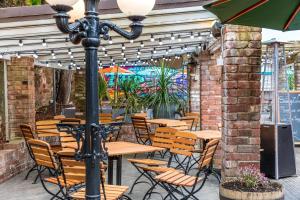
xmin=116 ymin=156 xmax=122 ymax=185
xmin=108 ymin=157 xmax=114 ymax=185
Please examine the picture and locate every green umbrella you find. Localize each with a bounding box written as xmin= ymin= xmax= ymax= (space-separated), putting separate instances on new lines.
xmin=204 ymin=0 xmax=300 ymax=31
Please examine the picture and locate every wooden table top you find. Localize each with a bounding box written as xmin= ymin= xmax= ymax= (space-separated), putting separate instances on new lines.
xmin=59 ymin=142 xmax=165 ymax=157
xmin=147 ymin=119 xmax=187 ymax=127
xmin=190 ymin=130 xmax=221 ymax=140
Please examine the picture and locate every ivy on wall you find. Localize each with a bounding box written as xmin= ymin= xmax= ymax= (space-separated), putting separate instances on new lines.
xmin=0 ymin=0 xmax=44 ymax=8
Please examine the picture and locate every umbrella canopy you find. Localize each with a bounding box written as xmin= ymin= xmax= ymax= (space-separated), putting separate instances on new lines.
xmin=99 ymin=66 xmax=134 ymax=75
xmin=204 ymin=0 xmax=300 ymax=31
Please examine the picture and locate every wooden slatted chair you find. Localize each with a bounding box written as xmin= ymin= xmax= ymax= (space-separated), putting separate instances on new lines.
xmin=99 ymin=113 xmax=113 ymax=123
xmin=59 ymin=118 xmax=81 ymax=149
xmin=27 ymin=139 xmax=76 ymax=200
xmin=153 ymin=139 xmax=220 ymax=200
xmin=179 ymin=117 xmax=195 ymax=131
xmin=35 ymin=120 xmax=62 ymax=153
xmin=58 ymin=151 xmax=131 ymax=200
xmin=127 ymin=127 xmax=177 ymax=193
xmin=54 ymin=115 xmax=66 ymax=120
xmin=131 ymin=116 xmax=154 ymax=145
xmin=20 ymin=124 xmax=39 ymax=183
xmin=185 ymin=112 xmax=200 ymax=130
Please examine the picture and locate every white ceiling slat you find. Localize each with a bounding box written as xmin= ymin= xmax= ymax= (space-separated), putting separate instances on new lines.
xmin=0 ymin=6 xmax=216 ymax=68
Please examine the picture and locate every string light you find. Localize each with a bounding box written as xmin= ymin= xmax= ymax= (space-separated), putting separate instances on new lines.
xmin=137 ymin=48 xmax=141 ymax=55
xmin=18 ymin=39 xmax=23 ymax=47
xmin=168 ymin=46 xmax=172 ymax=52
xmin=102 ymin=46 xmax=106 ymax=51
xmin=51 ymin=50 xmax=56 ymax=59
xmin=104 ymin=51 xmax=108 ymax=57
xmin=33 ymin=51 xmax=38 ymax=59
xmin=178 ymin=35 xmax=182 ymax=42
xmin=150 ymin=34 xmax=155 ymax=42
xmin=184 ymin=45 xmax=187 ymax=51
xmin=109 ymin=37 xmax=113 ymax=44
xmin=121 ymin=50 xmax=125 ymax=56
xmin=110 ymin=56 xmax=113 ymax=62
xmin=42 ymin=39 xmax=47 ymax=47
xmin=68 ymin=48 xmax=72 ymax=55
xmin=0 ymin=53 xmax=3 ymax=59
xmin=190 ymin=31 xmax=194 ymax=39
xmin=171 ymin=33 xmax=175 ymax=40
xmin=153 ymin=48 xmax=157 ymax=54
xmin=130 ymin=40 xmax=134 ymax=43
xmin=84 ymin=59 xmax=86 ymax=65
xmin=159 ymin=38 xmax=163 ymax=45
xmin=16 ymin=52 xmax=21 ymax=58
xmin=46 ymin=61 xmax=49 ymax=67
xmin=122 ymin=43 xmax=126 ymax=50
xmin=140 ymin=41 xmax=144 ymax=48
xmin=58 ymin=61 xmax=62 ymax=67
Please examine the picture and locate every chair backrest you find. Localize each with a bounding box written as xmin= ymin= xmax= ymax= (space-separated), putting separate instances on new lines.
xmin=54 ymin=115 xmax=66 ymax=120
xmin=170 ymin=132 xmax=197 ymax=157
xmin=59 ymin=119 xmax=79 ymax=148
xmin=99 ymin=113 xmax=113 ymax=123
xmin=199 ymin=139 xmax=219 ymax=169
xmin=179 ymin=117 xmax=195 ymax=131
xmin=185 ymin=112 xmax=200 ymax=130
xmin=28 ymin=139 xmax=58 ymax=170
xmin=131 ymin=116 xmax=151 ymax=144
xmin=36 ymin=120 xmax=60 ymax=132
xmin=131 ymin=116 xmax=149 ymax=131
xmin=152 ymin=127 xmax=177 ymax=149
xmin=20 ymin=124 xmax=35 ymax=143
xmin=132 ymin=113 xmax=147 ymax=118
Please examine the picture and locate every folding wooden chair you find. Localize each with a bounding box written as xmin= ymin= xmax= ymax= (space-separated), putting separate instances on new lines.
xmin=153 ymin=139 xmax=220 ymax=200
xmin=58 ymin=151 xmax=131 ymax=200
xmin=185 ymin=112 xmax=200 ymax=130
xmin=179 ymin=117 xmax=195 ymax=131
xmin=127 ymin=127 xmax=177 ymax=193
xmin=28 ymin=139 xmax=74 ymax=200
xmin=20 ymin=124 xmax=39 ymax=183
xmin=131 ymin=116 xmax=154 ymax=145
xmin=59 ymin=118 xmax=81 ymax=149
xmin=99 ymin=113 xmax=113 ymax=123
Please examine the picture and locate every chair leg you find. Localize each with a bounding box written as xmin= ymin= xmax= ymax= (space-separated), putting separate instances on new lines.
xmin=24 ymin=164 xmax=37 ymax=180
xmin=129 ymin=172 xmax=151 ymax=194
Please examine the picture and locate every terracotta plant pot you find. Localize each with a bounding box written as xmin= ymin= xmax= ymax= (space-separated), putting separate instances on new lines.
xmin=219 ymin=182 xmax=284 ymax=200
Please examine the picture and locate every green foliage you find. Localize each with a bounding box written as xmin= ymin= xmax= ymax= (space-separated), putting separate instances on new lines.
xmin=98 ymin=74 xmax=109 ymax=112
xmin=143 ymin=61 xmax=186 ymax=118
xmin=239 ymin=165 xmax=270 ymax=190
xmin=0 ymin=0 xmax=42 ymax=7
xmin=118 ymin=77 xmax=143 ymax=118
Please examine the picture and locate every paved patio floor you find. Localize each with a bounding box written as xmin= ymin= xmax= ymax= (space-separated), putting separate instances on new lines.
xmin=0 ymin=148 xmax=299 ymax=200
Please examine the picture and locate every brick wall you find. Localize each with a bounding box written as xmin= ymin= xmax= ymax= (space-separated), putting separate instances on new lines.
xmin=221 ymin=25 xmax=262 ymax=178
xmin=7 ymin=57 xmax=35 ymax=139
xmin=35 ymin=66 xmax=53 ymax=109
xmin=74 ymin=70 xmax=86 ymax=115
xmin=198 ymin=51 xmax=222 ymax=130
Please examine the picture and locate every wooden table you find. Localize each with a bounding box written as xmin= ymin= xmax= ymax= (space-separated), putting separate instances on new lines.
xmin=190 ymin=130 xmax=221 ymax=140
xmin=59 ymin=142 xmax=164 ymax=185
xmin=147 ymin=119 xmax=187 ymax=127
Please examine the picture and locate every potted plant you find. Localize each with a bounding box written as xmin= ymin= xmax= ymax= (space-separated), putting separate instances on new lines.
xmin=98 ymin=73 xmax=110 ymax=113
xmin=220 ymin=165 xmax=284 ymax=200
xmin=143 ymin=61 xmax=186 ymax=119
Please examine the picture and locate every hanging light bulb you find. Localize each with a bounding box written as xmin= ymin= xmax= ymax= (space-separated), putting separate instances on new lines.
xmin=104 ymin=51 xmax=108 ymax=57
xmin=181 ymin=47 xmax=184 ymax=52
xmin=110 ymin=56 xmax=113 ymax=62
xmin=0 ymin=53 xmax=3 ymax=59
xmin=198 ymin=43 xmax=202 ymax=49
xmin=190 ymin=32 xmax=194 ymax=39
xmin=51 ymin=50 xmax=56 ymax=59
xmin=184 ymin=45 xmax=187 ymax=51
xmin=70 ymin=55 xmax=74 ymax=59
xmin=123 ymin=56 xmax=127 ymax=61
xmin=18 ymin=39 xmax=23 ymax=47
xmin=16 ymin=52 xmax=21 ymax=58
xmin=130 ymin=39 xmax=134 ymax=43
xmin=153 ymin=48 xmax=157 ymax=54
xmin=140 ymin=41 xmax=144 ymax=48
xmin=122 ymin=43 xmax=126 ymax=50
xmin=46 ymin=61 xmax=49 ymax=67
xmin=178 ymin=35 xmax=182 ymax=42
xmin=121 ymin=50 xmax=125 ymax=56
xmin=137 ymin=54 xmax=140 ymax=59
xmin=159 ymin=38 xmax=163 ymax=45
xmin=169 ymin=46 xmax=172 ymax=52
xmin=171 ymin=33 xmax=175 ymax=41
xmin=138 ymin=48 xmax=141 ymax=55
xmin=166 ymin=49 xmax=169 ymax=55
xmin=109 ymin=37 xmax=113 ymax=44
xmin=58 ymin=61 xmax=62 ymax=67
xmin=83 ymin=59 xmax=86 ymax=65
xmin=68 ymin=48 xmax=72 ymax=55
xmin=150 ymin=34 xmax=155 ymax=42
xmin=102 ymin=46 xmax=106 ymax=51
xmin=151 ymin=57 xmax=154 ymax=62
xmin=126 ymin=60 xmax=129 ymax=64
xmin=33 ymin=51 xmax=39 ymax=59
xmin=42 ymin=39 xmax=47 ymax=47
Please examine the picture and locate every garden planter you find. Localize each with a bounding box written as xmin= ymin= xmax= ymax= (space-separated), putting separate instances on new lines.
xmin=219 ymin=182 xmax=284 ymax=200
xmin=153 ymin=104 xmax=177 ymax=119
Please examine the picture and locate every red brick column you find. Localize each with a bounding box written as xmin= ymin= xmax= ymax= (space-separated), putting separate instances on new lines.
xmin=7 ymin=57 xmax=35 ymax=139
xmin=221 ymin=25 xmax=262 ymax=178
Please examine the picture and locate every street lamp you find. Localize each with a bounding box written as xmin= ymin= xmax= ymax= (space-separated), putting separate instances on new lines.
xmin=45 ymin=0 xmax=155 ymax=199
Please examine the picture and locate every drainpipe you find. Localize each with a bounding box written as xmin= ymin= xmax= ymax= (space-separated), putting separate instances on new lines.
xmin=3 ymin=60 xmax=9 ymax=141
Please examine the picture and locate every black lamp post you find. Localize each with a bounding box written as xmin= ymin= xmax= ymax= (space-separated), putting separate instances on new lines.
xmin=46 ymin=0 xmax=155 ymax=199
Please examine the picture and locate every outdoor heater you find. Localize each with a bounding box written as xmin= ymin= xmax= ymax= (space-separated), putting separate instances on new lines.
xmin=45 ymin=0 xmax=155 ymax=199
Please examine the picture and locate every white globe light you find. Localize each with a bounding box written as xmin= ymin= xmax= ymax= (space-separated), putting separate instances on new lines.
xmin=117 ymin=0 xmax=156 ymax=17
xmin=68 ymin=0 xmax=85 ymax=22
xmin=46 ymin=0 xmax=79 ymax=7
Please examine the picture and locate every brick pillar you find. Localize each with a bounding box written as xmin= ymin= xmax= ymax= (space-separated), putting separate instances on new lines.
xmin=222 ymin=25 xmax=262 ymax=178
xmin=73 ymin=70 xmax=86 ymax=115
xmin=7 ymin=57 xmax=35 ymax=139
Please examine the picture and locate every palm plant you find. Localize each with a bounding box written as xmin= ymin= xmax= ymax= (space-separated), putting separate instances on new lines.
xmin=98 ymin=73 xmax=109 ymax=112
xmin=143 ymin=61 xmax=187 ymax=118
